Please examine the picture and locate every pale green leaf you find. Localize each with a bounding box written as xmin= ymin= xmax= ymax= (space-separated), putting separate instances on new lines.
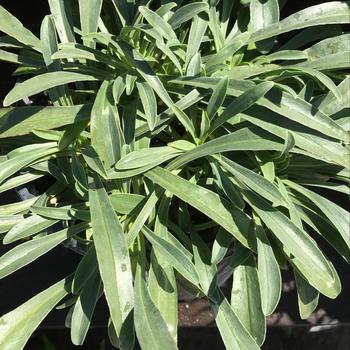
xmin=3 ymin=72 xmax=99 ymax=107
xmin=0 ymin=276 xmax=72 ymax=350
xmin=231 ymin=255 xmax=266 ymax=346
xmin=89 ymin=175 xmax=134 ymax=349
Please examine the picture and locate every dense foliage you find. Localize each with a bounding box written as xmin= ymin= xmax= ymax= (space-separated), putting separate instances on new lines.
xmin=0 ymin=1 xmax=349 ymax=349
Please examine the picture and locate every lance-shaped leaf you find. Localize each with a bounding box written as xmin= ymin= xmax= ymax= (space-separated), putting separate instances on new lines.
xmin=249 ymin=2 xmax=350 ymax=43
xmin=115 ymin=39 xmax=196 ymax=140
xmin=191 ymin=231 xmax=217 ymax=297
xmin=40 ymin=15 xmax=71 ymax=107
xmin=242 ymin=188 xmax=338 ymax=297
xmin=207 ymin=77 xmax=228 ymax=120
xmin=250 ymin=0 xmax=279 ymax=53
xmin=173 ymin=77 xmax=350 ymax=143
xmin=211 ymin=228 xmax=232 ymax=265
xmin=0 ymin=276 xmax=72 ymax=350
xmin=284 ymin=180 xmax=350 ymax=251
xmin=149 ymin=195 xmax=178 ymax=341
xmin=294 ymin=270 xmax=319 ymax=320
xmin=143 ymin=225 xmax=199 ymax=286
xmin=0 ymin=105 xmax=91 ymax=138
xmin=169 ymin=3 xmax=208 ymax=29
xmin=48 ymin=0 xmax=76 ymax=43
xmin=89 ymin=175 xmax=134 ymax=350
xmin=72 ymin=246 xmax=98 ymax=295
xmin=210 ymin=82 xmax=274 ymax=133
xmin=185 ymin=15 xmax=208 ymax=68
xmin=116 ymin=147 xmax=182 ymax=170
xmin=134 ymin=261 xmax=177 ymax=350
xmin=211 ymin=290 xmax=260 ymax=350
xmin=0 ymin=146 xmax=58 ymax=185
xmin=168 ymin=127 xmax=283 ymax=171
xmin=0 ymin=223 xmax=87 ymax=279
xmin=0 ymin=215 xmax=24 ymax=234
xmin=0 ymin=5 xmax=41 ymax=50
xmin=3 ymin=215 xmax=59 ymax=244
xmin=218 ymin=156 xmax=286 ymax=207
xmin=205 ymin=32 xmax=250 ymax=68
xmin=78 ymin=0 xmax=103 ymax=48
xmin=71 ymin=269 xmax=101 ymax=345
xmin=91 ymin=81 xmax=124 ymax=168
xmin=256 ymin=223 xmax=281 ymax=316
xmin=136 ymin=81 xmax=158 ymax=131
xmin=3 ymin=72 xmax=100 ymax=106
xmin=0 ymin=172 xmax=44 ymax=193
xmin=139 ymin=6 xmax=178 ymax=43
xmin=145 ymin=167 xmax=256 ymax=250
xmin=0 ymin=197 xmax=38 ymax=216
xmin=231 ymin=255 xmax=266 ymax=346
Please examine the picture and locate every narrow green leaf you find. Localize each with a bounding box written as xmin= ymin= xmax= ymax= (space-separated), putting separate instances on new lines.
xmin=109 ymin=193 xmax=145 ymax=215
xmin=71 ymin=269 xmax=101 ymax=345
xmin=250 ymin=2 xmax=350 ymax=43
xmin=218 ymin=156 xmax=286 ymax=207
xmin=205 ymin=32 xmax=250 ymax=68
xmin=116 ymin=147 xmax=181 ymax=170
xmin=78 ymin=0 xmax=103 ymax=48
xmin=211 ymin=163 xmax=245 ymax=210
xmin=0 ymin=197 xmax=38 ymax=216
xmin=191 ymin=231 xmax=217 ymax=297
xmin=142 ymin=225 xmax=199 ymax=286
xmin=0 ymin=223 xmax=87 ymax=279
xmin=0 ymin=173 xmax=44 ymax=194
xmin=173 ymin=77 xmax=350 ymax=143
xmin=3 ymin=72 xmax=99 ymax=107
xmin=126 ymin=191 xmax=161 ymax=246
xmin=31 ymin=205 xmax=90 ymax=221
xmin=91 ymin=81 xmax=124 ymax=168
xmin=210 ymin=82 xmax=274 ymax=133
xmin=0 ymin=146 xmax=58 ymax=185
xmin=256 ymin=223 xmax=281 ymax=316
xmin=211 ymin=290 xmax=260 ymax=350
xmin=242 ymin=188 xmax=338 ymax=297
xmin=139 ymin=6 xmax=178 ymax=43
xmin=149 ymin=194 xmax=178 ymax=340
xmin=0 ymin=4 xmax=41 ymax=50
xmin=53 ymin=43 xmax=121 ymax=68
xmin=0 ymin=215 xmax=24 ymax=233
xmin=136 ymin=81 xmax=158 ymax=131
xmin=185 ymin=15 xmax=208 ymax=69
xmin=89 ymin=175 xmax=134 ymax=350
xmin=187 ymin=52 xmax=202 ymax=76
xmin=250 ymin=0 xmax=279 ymax=53
xmin=207 ymin=77 xmax=228 ymax=120
xmin=294 ymin=270 xmax=319 ymax=320
xmin=48 ymin=0 xmax=76 ymax=43
xmin=134 ymin=262 xmax=177 ymax=350
xmin=80 ymin=145 xmax=107 ymax=179
xmin=0 ymin=276 xmax=72 ymax=350
xmin=168 ymin=127 xmax=282 ymax=171
xmin=0 ymin=105 xmax=91 ymax=138
xmin=211 ymin=228 xmax=232 ymax=265
xmin=145 ymin=167 xmax=256 ymax=250
xmin=231 ymin=255 xmax=266 ymax=346
xmin=148 ymin=253 xmax=178 ymax=342
xmin=285 ymin=180 xmax=350 ymax=251
xmin=72 ymin=246 xmax=98 ymax=295
xmin=40 ymin=15 xmax=71 ymax=106
xmin=169 ymin=3 xmax=208 ymax=29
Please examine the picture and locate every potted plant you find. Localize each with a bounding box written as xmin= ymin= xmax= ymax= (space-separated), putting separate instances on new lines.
xmin=0 ymin=1 xmax=349 ymax=349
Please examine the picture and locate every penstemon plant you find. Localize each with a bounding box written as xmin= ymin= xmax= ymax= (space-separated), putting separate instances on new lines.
xmin=0 ymin=0 xmax=349 ymax=349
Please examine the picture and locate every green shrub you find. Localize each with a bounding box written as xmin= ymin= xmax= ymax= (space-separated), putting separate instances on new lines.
xmin=0 ymin=1 xmax=349 ymax=349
